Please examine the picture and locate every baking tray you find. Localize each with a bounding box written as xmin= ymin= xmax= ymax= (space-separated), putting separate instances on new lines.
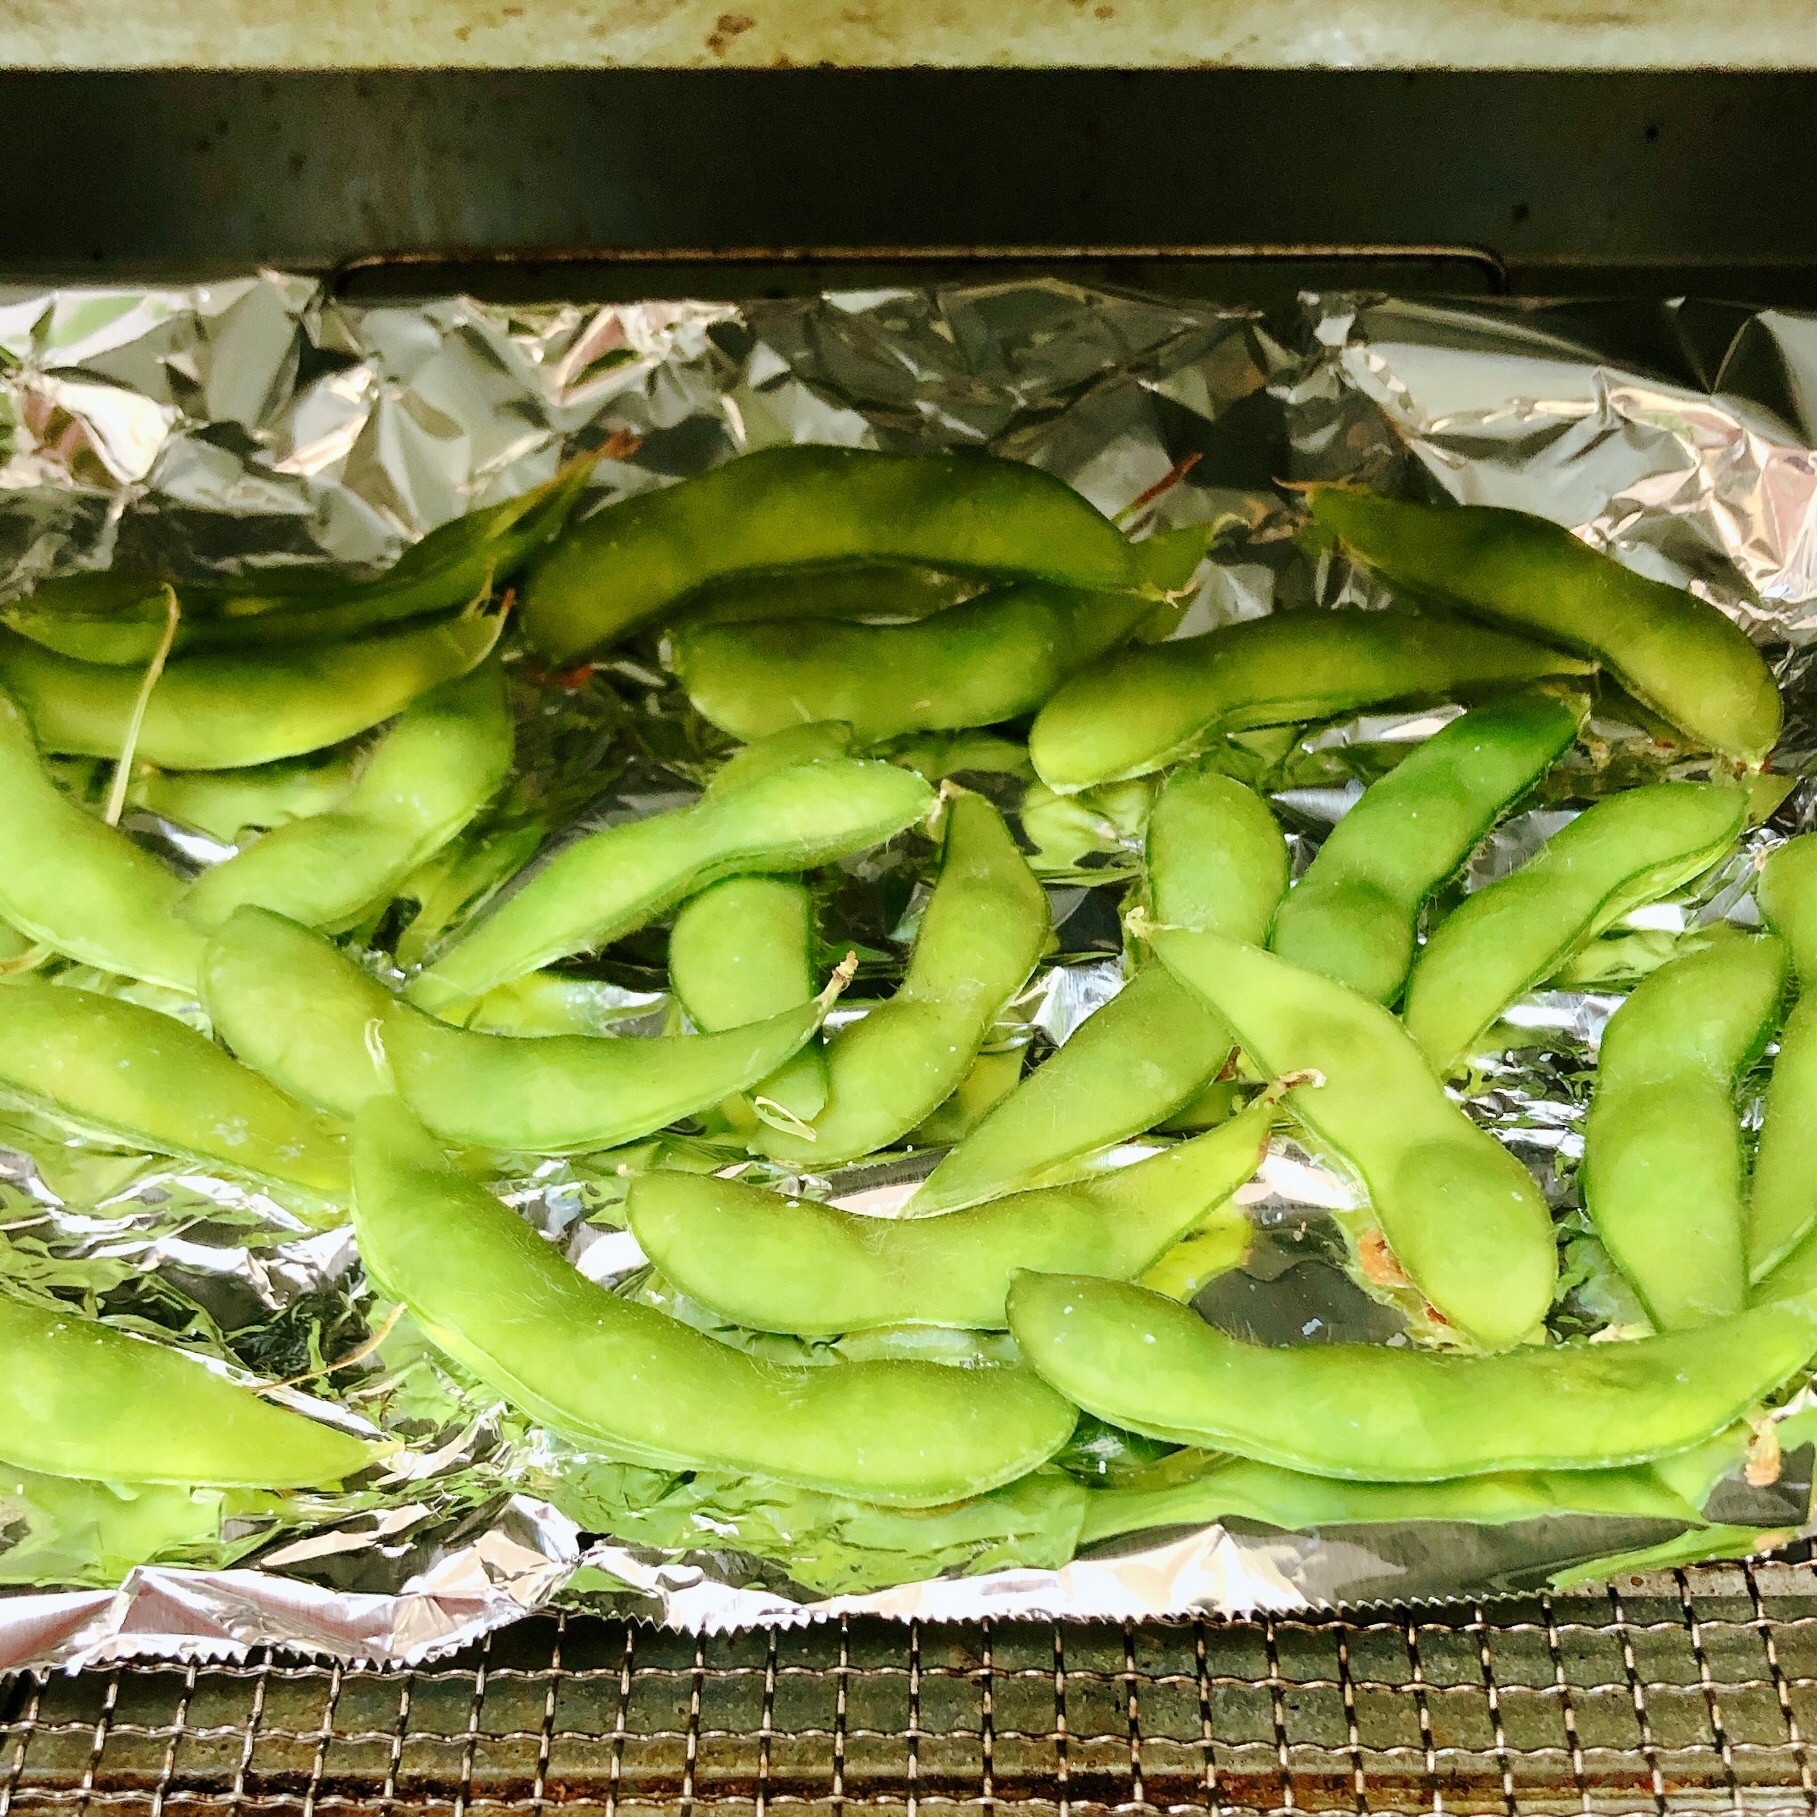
xmin=2 ymin=1561 xmax=1811 ymax=1814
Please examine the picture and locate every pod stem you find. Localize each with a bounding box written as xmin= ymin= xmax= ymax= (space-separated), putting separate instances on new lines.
xmin=819 ymin=950 xmax=861 ymax=1010
xmin=102 ymin=583 xmax=180 ymax=827
xmin=1115 ymin=451 xmax=1202 ymax=527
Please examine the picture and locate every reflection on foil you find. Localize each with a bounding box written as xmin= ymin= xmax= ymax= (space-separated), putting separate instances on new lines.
xmin=0 ymin=277 xmax=1812 ymax=1668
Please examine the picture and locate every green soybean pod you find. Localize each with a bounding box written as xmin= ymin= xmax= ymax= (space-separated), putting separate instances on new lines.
xmin=752 ymin=792 xmax=1050 ymax=1167
xmin=1028 ymin=609 xmax=1593 ymax=792
xmin=201 ymin=907 xmax=840 ymax=1154
xmin=1752 ymin=832 xmax=1816 ymax=1278
xmin=0 ymin=612 xmax=503 ymax=771
xmin=353 ymin=1097 xmax=1078 ymax=1505
xmin=0 ymin=1293 xmax=374 ymax=1487
xmin=1751 ymin=990 xmax=1815 ymax=1281
xmin=1077 ymin=1452 xmax=1704 ymax=1547
xmin=668 ymin=876 xmax=828 ymax=1128
xmin=1402 ymin=782 xmax=1748 ymax=1075
xmin=0 ymin=683 xmax=203 ymax=992
xmin=0 ymin=978 xmax=347 ymax=1198
xmin=1758 ymin=832 xmax=1815 ymax=986
xmin=406 ymin=745 xmax=934 ymax=1018
xmin=679 ymin=564 xmax=981 ymax=626
xmin=3 ymin=465 xmax=586 ymax=666
xmin=669 ymin=583 xmax=1156 ymax=745
xmin=182 ymin=661 xmax=513 ymax=933
xmin=909 ymin=767 xmax=1286 ymax=1214
xmin=1152 ymin=928 xmax=1556 ymax=1351
xmin=1269 ymin=694 xmax=1581 ymax=1002
xmin=131 ymin=751 xmax=360 ymax=844
xmin=1582 ymin=931 xmax=1789 ymax=1329
xmin=1303 ymin=488 xmax=1783 ymax=766
xmin=1007 ymin=1271 xmax=1816 ymax=1480
xmin=630 ymin=1102 xmax=1270 ymax=1334
xmin=521 ymin=445 xmax=1201 ymax=661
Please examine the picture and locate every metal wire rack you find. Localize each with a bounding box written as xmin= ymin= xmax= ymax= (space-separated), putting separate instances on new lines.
xmin=2 ymin=1559 xmax=1811 ymax=1816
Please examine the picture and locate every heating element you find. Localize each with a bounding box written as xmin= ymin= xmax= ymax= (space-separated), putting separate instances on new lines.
xmin=3 ymin=1559 xmax=1810 ymax=1815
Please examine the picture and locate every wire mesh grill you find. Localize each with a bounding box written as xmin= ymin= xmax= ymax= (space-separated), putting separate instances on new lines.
xmin=2 ymin=1559 xmax=1810 ymax=1816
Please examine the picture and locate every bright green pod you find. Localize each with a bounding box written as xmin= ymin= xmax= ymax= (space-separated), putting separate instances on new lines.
xmin=132 ymin=751 xmax=360 ymax=844
xmin=1028 ymin=608 xmax=1592 ymax=792
xmin=2 ymin=465 xmax=585 ymax=666
xmin=407 ymin=742 xmax=934 ymax=1018
xmin=1758 ymin=832 xmax=1814 ymax=987
xmin=1007 ymin=1271 xmax=1816 ymax=1480
xmin=668 ymin=875 xmax=827 ymax=1128
xmin=909 ymin=968 xmax=1230 ymax=1213
xmin=0 ymin=612 xmax=503 ymax=771
xmin=1583 ymin=932 xmax=1789 ymax=1329
xmin=0 ymin=1293 xmax=375 ymax=1488
xmin=1270 ymin=694 xmax=1581 ymax=1002
xmin=1403 ymin=782 xmax=1748 ymax=1075
xmin=1751 ymin=990 xmax=1815 ymax=1281
xmin=1078 ymin=1451 xmax=1704 ymax=1546
xmin=182 ymin=661 xmax=513 ymax=933
xmin=0 ymin=1465 xmax=231 ymax=1588
xmin=1153 ymin=929 xmax=1556 ymax=1351
xmin=0 ymin=978 xmax=347 ymax=1198
xmin=752 ymin=792 xmax=1050 ymax=1167
xmin=909 ymin=768 xmax=1286 ymax=1214
xmin=1304 ymin=488 xmax=1783 ymax=766
xmin=0 ymin=683 xmax=203 ymax=992
xmin=679 ymin=564 xmax=980 ymax=626
xmin=202 ymin=907 xmax=838 ymax=1155
xmin=669 ymin=583 xmax=1155 ymax=745
xmin=630 ymin=1102 xmax=1270 ymax=1334
xmin=352 ymin=1097 xmax=1078 ymax=1505
xmin=521 ymin=444 xmax=1201 ymax=661
xmin=1145 ymin=761 xmax=1293 ymax=933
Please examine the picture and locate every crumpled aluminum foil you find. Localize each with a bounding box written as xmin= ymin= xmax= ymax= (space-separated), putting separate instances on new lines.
xmin=0 ymin=276 xmax=1812 ymax=1672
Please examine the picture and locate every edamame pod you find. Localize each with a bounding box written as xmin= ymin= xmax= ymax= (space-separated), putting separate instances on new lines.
xmin=352 ymin=1098 xmax=1078 ymax=1505
xmin=131 ymin=751 xmax=359 ymax=844
xmin=1028 ymin=609 xmax=1592 ymax=791
xmin=668 ymin=876 xmax=828 ymax=1128
xmin=1751 ymin=990 xmax=1815 ymax=1280
xmin=0 ymin=612 xmax=503 ymax=771
xmin=182 ymin=661 xmax=513 ymax=933
xmin=753 ymin=793 xmax=1050 ymax=1166
xmin=1007 ymin=1272 xmax=1816 ymax=1480
xmin=1582 ymin=932 xmax=1789 ymax=1329
xmin=0 ymin=683 xmax=203 ymax=992
xmin=202 ymin=907 xmax=841 ymax=1154
xmin=1303 ymin=488 xmax=1783 ymax=765
xmin=407 ymin=746 xmax=934 ymax=1017
xmin=910 ymin=768 xmax=1286 ymax=1213
xmin=669 ymin=583 xmax=1155 ymax=745
xmin=522 ymin=445 xmax=1200 ymax=660
xmin=0 ymin=978 xmax=347 ymax=1198
xmin=1152 ymin=929 xmax=1556 ymax=1351
xmin=1758 ymin=832 xmax=1815 ymax=985
xmin=909 ymin=968 xmax=1231 ymax=1213
xmin=1752 ymin=832 xmax=1816 ymax=1278
xmin=680 ymin=564 xmax=980 ymax=626
xmin=1269 ymin=694 xmax=1581 ymax=1002
xmin=3 ymin=466 xmax=584 ymax=666
xmin=630 ymin=1103 xmax=1269 ymax=1334
xmin=1403 ymin=782 xmax=1748 ymax=1075
xmin=0 ymin=1293 xmax=374 ymax=1487
xmin=1146 ymin=762 xmax=1294 ymax=933
xmin=1078 ymin=1452 xmax=1704 ymax=1546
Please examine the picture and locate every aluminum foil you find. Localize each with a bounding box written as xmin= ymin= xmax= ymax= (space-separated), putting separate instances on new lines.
xmin=0 ymin=276 xmax=1813 ymax=1671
